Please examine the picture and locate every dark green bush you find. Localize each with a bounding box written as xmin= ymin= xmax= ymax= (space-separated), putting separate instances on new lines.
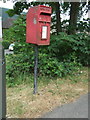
xmin=71 ymin=33 xmax=90 ymax=66
xmin=3 ymin=15 xmax=26 ymax=44
xmin=2 ymin=40 xmax=10 ymax=49
xmin=4 ymin=15 xmax=90 ymax=87
xmin=6 ymin=49 xmax=80 ymax=87
xmin=6 ymin=31 xmax=90 ymax=87
xmin=47 ymin=32 xmax=89 ymax=66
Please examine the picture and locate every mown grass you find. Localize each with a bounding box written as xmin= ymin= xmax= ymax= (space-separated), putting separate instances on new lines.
xmin=6 ymin=67 xmax=88 ymax=118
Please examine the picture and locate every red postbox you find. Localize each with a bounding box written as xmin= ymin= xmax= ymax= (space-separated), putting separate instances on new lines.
xmin=26 ymin=5 xmax=52 ymax=45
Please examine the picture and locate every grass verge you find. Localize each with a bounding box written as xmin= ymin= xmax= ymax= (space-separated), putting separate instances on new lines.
xmin=6 ymin=67 xmax=88 ymax=118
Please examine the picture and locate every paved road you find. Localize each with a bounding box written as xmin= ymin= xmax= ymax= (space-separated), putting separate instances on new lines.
xmin=41 ymin=93 xmax=89 ymax=118
xmin=4 ymin=49 xmax=13 ymax=55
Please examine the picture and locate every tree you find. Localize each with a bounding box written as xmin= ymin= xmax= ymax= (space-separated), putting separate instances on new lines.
xmin=55 ymin=2 xmax=62 ymax=34
xmin=6 ymin=1 xmax=89 ymax=35
xmin=68 ymin=2 xmax=80 ymax=34
xmin=6 ymin=1 xmax=62 ymax=35
xmin=68 ymin=2 xmax=89 ymax=34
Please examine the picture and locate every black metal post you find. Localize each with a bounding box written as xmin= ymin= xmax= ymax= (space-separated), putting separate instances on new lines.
xmin=33 ymin=44 xmax=38 ymax=94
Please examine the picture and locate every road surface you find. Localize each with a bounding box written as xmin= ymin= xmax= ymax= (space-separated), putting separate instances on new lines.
xmin=41 ymin=93 xmax=89 ymax=118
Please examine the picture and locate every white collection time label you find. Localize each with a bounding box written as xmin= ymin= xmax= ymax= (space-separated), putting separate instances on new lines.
xmin=42 ymin=26 xmax=48 ymax=39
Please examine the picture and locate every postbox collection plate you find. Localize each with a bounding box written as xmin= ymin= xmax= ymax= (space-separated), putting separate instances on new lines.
xmin=41 ymin=26 xmax=48 ymax=39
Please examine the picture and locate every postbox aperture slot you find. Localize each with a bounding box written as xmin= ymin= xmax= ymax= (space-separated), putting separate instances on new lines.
xmin=40 ymin=12 xmax=51 ymax=16
xmin=41 ymin=26 xmax=48 ymax=39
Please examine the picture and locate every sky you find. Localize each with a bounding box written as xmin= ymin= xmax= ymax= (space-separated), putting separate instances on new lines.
xmin=0 ymin=0 xmax=14 ymax=9
xmin=0 ymin=0 xmax=33 ymax=9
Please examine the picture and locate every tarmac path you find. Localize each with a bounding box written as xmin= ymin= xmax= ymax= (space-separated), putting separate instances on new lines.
xmin=42 ymin=93 xmax=89 ymax=118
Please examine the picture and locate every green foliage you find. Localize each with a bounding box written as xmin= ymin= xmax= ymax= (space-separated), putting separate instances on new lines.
xmin=77 ymin=20 xmax=90 ymax=32
xmin=4 ymin=15 xmax=89 ymax=87
xmin=39 ymin=54 xmax=79 ymax=77
xmin=6 ymin=52 xmax=79 ymax=87
xmin=2 ymin=40 xmax=10 ymax=49
xmin=48 ymin=32 xmax=89 ymax=66
xmin=3 ymin=28 xmax=15 ymax=43
xmin=6 ymin=32 xmax=84 ymax=87
xmin=3 ymin=15 xmax=26 ymax=43
xmin=6 ymin=2 xmax=31 ymax=16
xmin=6 ymin=9 xmax=15 ymax=17
xmin=61 ymin=2 xmax=70 ymax=13
xmin=70 ymin=33 xmax=90 ymax=65
xmin=6 ymin=54 xmax=33 ymax=87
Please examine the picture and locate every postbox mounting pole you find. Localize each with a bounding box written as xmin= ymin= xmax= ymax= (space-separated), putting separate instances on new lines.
xmin=33 ymin=44 xmax=38 ymax=94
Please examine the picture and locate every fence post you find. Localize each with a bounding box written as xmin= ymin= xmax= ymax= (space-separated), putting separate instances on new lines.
xmin=0 ymin=8 xmax=6 ymax=119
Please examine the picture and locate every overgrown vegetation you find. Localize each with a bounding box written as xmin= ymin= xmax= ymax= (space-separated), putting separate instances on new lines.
xmin=3 ymin=14 xmax=89 ymax=87
xmin=2 ymin=40 xmax=10 ymax=49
